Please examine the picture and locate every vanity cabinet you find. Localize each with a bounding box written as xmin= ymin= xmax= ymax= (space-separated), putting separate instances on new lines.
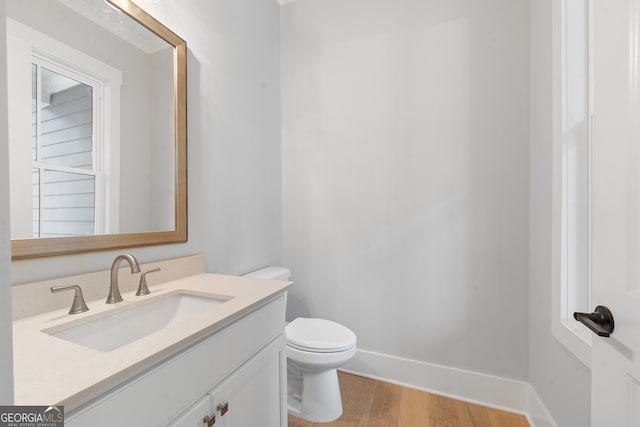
xmin=170 ymin=397 xmax=210 ymax=427
xmin=65 ymin=294 xmax=287 ymax=427
xmin=170 ymin=337 xmax=283 ymax=427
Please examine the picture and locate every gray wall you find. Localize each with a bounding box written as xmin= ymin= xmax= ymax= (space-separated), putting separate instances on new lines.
xmin=281 ymin=0 xmax=530 ymax=380
xmin=528 ymin=0 xmax=591 ymax=425
xmin=10 ymin=0 xmax=282 ymax=287
xmin=0 ymin=0 xmax=15 ymax=404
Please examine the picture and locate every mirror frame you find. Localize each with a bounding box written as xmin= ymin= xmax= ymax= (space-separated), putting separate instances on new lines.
xmin=11 ymin=0 xmax=187 ymax=260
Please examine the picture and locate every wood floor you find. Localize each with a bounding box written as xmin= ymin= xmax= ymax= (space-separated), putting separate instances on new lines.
xmin=288 ymin=372 xmax=530 ymax=427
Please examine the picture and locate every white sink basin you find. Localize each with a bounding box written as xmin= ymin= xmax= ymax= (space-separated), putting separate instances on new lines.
xmin=46 ymin=293 xmax=229 ymax=352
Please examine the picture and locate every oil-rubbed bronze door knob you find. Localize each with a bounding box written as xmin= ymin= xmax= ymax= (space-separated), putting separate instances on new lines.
xmin=574 ymin=306 xmax=615 ymax=337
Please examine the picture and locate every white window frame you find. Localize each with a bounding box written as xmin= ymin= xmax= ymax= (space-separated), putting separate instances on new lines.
xmin=551 ymin=0 xmax=594 ymax=368
xmin=31 ymin=55 xmax=104 ymax=236
xmin=7 ymin=18 xmax=122 ymax=236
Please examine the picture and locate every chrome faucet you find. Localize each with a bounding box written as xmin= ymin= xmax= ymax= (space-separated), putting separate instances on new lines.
xmin=106 ymin=254 xmax=141 ymax=304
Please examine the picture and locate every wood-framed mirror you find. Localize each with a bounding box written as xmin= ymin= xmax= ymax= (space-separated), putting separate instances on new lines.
xmin=7 ymin=0 xmax=187 ymax=260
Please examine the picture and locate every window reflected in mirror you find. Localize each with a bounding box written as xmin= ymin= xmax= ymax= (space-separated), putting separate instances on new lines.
xmin=29 ymin=60 xmax=100 ymax=238
xmin=6 ymin=0 xmax=187 ymax=259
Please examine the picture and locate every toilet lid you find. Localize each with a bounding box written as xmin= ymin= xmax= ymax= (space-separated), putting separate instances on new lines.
xmin=286 ymin=318 xmax=356 ymax=353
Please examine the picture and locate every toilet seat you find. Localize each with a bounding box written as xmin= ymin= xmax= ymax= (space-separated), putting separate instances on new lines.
xmin=286 ymin=318 xmax=356 ymax=353
xmin=286 ymin=342 xmax=357 ymax=369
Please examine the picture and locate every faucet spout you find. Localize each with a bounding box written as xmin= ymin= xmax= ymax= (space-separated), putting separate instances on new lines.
xmin=107 ymin=254 xmax=141 ymax=304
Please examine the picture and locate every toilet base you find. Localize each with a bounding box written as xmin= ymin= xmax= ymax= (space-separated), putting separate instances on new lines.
xmin=287 ymin=360 xmax=343 ymax=423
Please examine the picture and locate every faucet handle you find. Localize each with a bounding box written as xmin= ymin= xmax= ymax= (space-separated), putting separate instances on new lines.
xmin=51 ymin=285 xmax=89 ymax=314
xmin=136 ymin=267 xmax=161 ymax=296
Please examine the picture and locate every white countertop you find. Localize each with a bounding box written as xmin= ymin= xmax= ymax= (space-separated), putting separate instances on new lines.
xmin=13 ymin=273 xmax=291 ymax=411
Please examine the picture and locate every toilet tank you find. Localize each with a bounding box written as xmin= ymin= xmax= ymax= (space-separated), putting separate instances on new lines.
xmin=243 ymin=266 xmax=291 ymax=281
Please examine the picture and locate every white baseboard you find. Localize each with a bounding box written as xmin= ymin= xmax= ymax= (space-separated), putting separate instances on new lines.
xmin=341 ymin=349 xmax=557 ymax=427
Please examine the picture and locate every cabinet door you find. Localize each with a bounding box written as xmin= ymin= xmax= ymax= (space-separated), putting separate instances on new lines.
xmin=168 ymin=396 xmax=211 ymax=427
xmin=210 ymin=337 xmax=285 ymax=427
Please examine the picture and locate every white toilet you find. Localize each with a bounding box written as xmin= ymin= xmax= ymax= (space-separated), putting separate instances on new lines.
xmin=243 ymin=266 xmax=357 ymax=423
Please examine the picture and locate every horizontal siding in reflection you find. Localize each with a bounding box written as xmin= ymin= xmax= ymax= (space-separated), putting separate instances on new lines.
xmin=32 ymin=77 xmax=96 ymax=237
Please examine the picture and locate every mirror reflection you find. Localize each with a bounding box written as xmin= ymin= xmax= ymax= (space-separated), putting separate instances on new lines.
xmin=7 ymin=0 xmax=175 ymax=240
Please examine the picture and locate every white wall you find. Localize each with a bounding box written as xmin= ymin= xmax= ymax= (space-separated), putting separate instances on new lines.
xmin=145 ymin=0 xmax=282 ymax=276
xmin=150 ymin=47 xmax=176 ymax=232
xmin=528 ymin=0 xmax=591 ymax=425
xmin=0 ymin=0 xmax=15 ymax=404
xmin=9 ymin=0 xmax=282 ymax=284
xmin=281 ymin=0 xmax=530 ymax=380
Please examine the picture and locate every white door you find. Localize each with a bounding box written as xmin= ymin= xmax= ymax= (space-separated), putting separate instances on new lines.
xmin=586 ymin=0 xmax=640 ymax=425
xmin=167 ymin=396 xmax=212 ymax=427
xmin=209 ymin=338 xmax=285 ymax=427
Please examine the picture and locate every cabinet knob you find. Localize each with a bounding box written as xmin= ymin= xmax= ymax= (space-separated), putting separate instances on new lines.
xmin=217 ymin=402 xmax=229 ymax=416
xmin=203 ymin=415 xmax=216 ymax=427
